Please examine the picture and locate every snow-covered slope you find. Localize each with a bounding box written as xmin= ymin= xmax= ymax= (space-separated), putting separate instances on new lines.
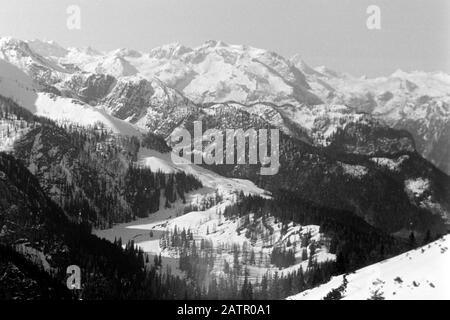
xmin=24 ymin=38 xmax=200 ymax=135
xmin=287 ymin=235 xmax=450 ymax=300
xmin=99 ymin=76 xmax=198 ymax=135
xmin=137 ymin=146 xmax=268 ymax=195
xmin=33 ymin=92 xmax=143 ymax=136
xmin=0 ymin=39 xmax=144 ymax=137
xmin=0 ymin=58 xmax=38 ymax=110
xmin=82 ymin=54 xmax=139 ymax=78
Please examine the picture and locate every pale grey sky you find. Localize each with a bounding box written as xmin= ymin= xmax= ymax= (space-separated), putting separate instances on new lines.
xmin=0 ymin=0 xmax=448 ymax=76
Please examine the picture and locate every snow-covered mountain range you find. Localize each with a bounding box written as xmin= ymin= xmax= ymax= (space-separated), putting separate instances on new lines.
xmin=1 ymin=36 xmax=449 ymax=232
xmin=3 ymin=37 xmax=445 ymax=175
xmin=30 ymin=39 xmax=321 ymax=105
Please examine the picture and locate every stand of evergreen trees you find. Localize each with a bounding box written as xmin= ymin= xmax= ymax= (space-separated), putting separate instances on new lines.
xmin=223 ymin=191 xmax=405 ymax=273
xmin=0 ymin=151 xmax=204 ymax=299
xmin=156 ymin=225 xmax=339 ymax=299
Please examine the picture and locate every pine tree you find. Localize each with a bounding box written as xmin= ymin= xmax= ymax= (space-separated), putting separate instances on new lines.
xmin=270 ymin=272 xmax=281 ymax=300
xmin=260 ymin=274 xmax=268 ymax=300
xmin=409 ymin=231 xmax=416 ymax=248
xmin=250 ymin=249 xmax=256 ymax=265
xmin=423 ymin=230 xmax=431 ymax=245
xmin=241 ymin=273 xmax=253 ymax=300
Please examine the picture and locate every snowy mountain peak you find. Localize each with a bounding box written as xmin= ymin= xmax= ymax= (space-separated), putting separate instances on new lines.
xmin=201 ymin=39 xmax=229 ymax=48
xmin=140 ymin=41 xmax=322 ymax=105
xmin=109 ymin=48 xmax=143 ymax=58
xmin=148 ymin=42 xmax=193 ymax=59
xmin=314 ymin=65 xmax=345 ymax=79
xmin=391 ymin=69 xmax=414 ymax=78
xmin=68 ymin=46 xmax=102 ymax=57
xmin=0 ymin=36 xmax=38 ymax=59
xmin=290 ymin=54 xmax=324 ymax=77
xmin=84 ymin=54 xmax=139 ymax=78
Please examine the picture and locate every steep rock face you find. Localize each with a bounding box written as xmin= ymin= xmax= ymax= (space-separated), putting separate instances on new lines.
xmin=0 ymin=153 xmax=71 ymax=294
xmin=0 ymin=153 xmax=74 ymax=299
xmin=82 ymin=54 xmax=139 ymax=78
xmin=100 ymin=77 xmax=199 ymax=136
xmin=392 ymin=101 xmax=450 ymax=175
xmin=0 ymin=153 xmax=61 ymax=244
xmin=0 ymin=37 xmax=69 ymax=87
xmin=57 ymin=72 xmax=117 ymax=105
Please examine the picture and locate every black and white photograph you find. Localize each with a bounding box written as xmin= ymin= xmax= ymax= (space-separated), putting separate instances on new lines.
xmin=0 ymin=0 xmax=449 ymax=306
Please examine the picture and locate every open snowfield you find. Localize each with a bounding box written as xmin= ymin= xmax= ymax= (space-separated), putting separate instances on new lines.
xmin=137 ymin=147 xmax=269 ymax=196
